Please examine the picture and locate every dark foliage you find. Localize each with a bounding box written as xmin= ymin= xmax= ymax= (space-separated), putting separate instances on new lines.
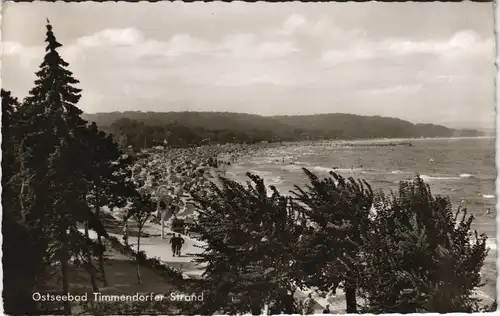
xmin=292 ymin=169 xmax=374 ymax=312
xmin=357 ymin=176 xmax=488 ymax=313
xmin=191 ymin=175 xmax=306 ymax=314
xmin=2 ymin=22 xmax=139 ymax=314
xmin=192 ymin=169 xmax=490 ymax=315
xmin=2 ymin=213 xmax=39 ymax=315
xmin=104 ymin=117 xmax=278 ymax=149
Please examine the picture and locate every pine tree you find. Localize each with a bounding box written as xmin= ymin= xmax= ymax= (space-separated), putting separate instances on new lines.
xmin=292 ymin=168 xmax=374 ymax=313
xmin=23 ymin=20 xmax=85 ymax=127
xmin=357 ymin=176 xmax=488 ymax=313
xmin=3 ymin=21 xmax=137 ymax=314
xmin=16 ymin=20 xmax=93 ymax=314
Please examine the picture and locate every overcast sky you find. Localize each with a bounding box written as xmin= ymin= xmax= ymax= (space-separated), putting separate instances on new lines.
xmin=1 ymin=2 xmax=495 ymax=129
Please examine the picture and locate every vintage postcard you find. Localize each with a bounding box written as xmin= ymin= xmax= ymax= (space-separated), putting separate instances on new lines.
xmin=1 ymin=1 xmax=496 ymax=314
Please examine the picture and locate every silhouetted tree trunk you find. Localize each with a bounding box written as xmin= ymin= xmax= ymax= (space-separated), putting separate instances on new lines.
xmin=345 ymin=280 xmax=357 ymax=313
xmin=161 ymin=208 xmax=166 ymax=239
xmin=489 ymin=301 xmax=497 ymax=312
xmin=250 ymin=300 xmax=262 ymax=315
xmin=95 ymin=189 xmax=107 ymax=286
xmin=60 ymin=232 xmax=71 ymax=314
xmin=84 ymin=221 xmax=99 ymax=292
xmin=283 ymin=292 xmax=297 ymax=314
xmin=136 ymin=226 xmax=142 ymax=284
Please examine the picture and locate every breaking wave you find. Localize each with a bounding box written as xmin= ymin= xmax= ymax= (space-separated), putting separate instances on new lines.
xmin=312 ymin=166 xmax=363 ymax=173
xmin=420 ymin=175 xmax=461 ymax=181
xmin=460 ymin=173 xmax=474 ymax=178
xmin=486 ymin=238 xmax=497 ymax=251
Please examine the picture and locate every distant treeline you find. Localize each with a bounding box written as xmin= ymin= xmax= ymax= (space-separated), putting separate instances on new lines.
xmin=83 ymin=111 xmax=484 ymax=149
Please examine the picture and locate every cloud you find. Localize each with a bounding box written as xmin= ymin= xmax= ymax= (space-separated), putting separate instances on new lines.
xmin=77 ymin=28 xmax=144 ymax=47
xmin=20 ymin=27 xmax=300 ymax=93
xmin=1 ymin=41 xmax=44 ymax=67
xmin=386 ymin=30 xmax=487 ymax=57
xmin=163 ymin=34 xmax=210 ymax=56
xmin=72 ymin=29 xmax=210 ymax=60
xmin=282 ymin=13 xmax=307 ymax=35
xmin=214 ymin=73 xmax=295 ymax=87
xmin=367 ymin=84 xmax=424 ymax=95
xmin=67 ymin=28 xmax=299 ymax=62
xmin=2 ymin=41 xmax=24 ymax=55
xmin=277 ymin=13 xmax=365 ymax=42
xmin=321 ymin=42 xmax=376 ymax=65
xmin=251 ymin=41 xmax=299 ymax=59
xmin=416 ymin=71 xmax=465 ymax=84
xmin=321 ymin=30 xmax=494 ymax=66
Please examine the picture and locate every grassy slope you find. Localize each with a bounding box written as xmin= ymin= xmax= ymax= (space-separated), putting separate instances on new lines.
xmin=41 ymin=212 xmax=199 ymax=314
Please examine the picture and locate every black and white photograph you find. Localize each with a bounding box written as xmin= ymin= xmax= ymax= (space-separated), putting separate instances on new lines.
xmin=1 ymin=1 xmax=496 ymax=314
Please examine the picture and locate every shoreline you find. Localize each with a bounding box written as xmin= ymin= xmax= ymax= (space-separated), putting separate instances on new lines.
xmin=278 ymin=135 xmax=494 ymax=146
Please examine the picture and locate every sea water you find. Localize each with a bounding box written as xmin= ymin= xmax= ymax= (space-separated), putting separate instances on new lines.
xmin=226 ymin=137 xmax=497 ymax=301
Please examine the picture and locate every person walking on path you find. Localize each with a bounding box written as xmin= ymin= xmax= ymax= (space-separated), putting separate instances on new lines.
xmin=122 ymin=221 xmax=129 ymax=247
xmin=176 ymin=234 xmax=185 ymax=256
xmin=322 ymin=304 xmax=331 ymax=314
xmin=302 ymin=293 xmax=315 ymax=315
xmin=169 ymin=234 xmax=179 ymax=257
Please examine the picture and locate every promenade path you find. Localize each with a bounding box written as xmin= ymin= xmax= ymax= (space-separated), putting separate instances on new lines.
xmin=137 ymin=222 xmax=338 ymax=313
xmin=85 ymin=210 xmax=349 ymax=313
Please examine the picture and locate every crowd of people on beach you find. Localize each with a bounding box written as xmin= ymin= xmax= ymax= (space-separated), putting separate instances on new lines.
xmin=126 ymin=143 xmax=263 ymax=231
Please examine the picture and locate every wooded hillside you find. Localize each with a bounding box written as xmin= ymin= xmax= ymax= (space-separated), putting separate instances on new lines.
xmin=83 ymin=111 xmax=484 ymax=149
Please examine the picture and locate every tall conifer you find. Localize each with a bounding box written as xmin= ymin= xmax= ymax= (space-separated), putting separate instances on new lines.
xmin=18 ymin=20 xmax=91 ymax=314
